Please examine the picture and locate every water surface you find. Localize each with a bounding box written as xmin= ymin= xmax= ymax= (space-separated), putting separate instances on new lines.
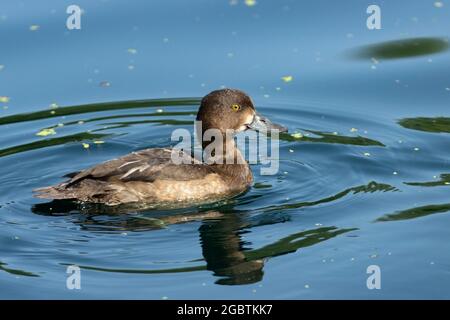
xmin=0 ymin=0 xmax=449 ymax=299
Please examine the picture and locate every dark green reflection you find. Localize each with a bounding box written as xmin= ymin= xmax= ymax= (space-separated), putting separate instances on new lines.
xmin=245 ymin=226 xmax=356 ymax=261
xmin=47 ymin=111 xmax=197 ymax=129
xmin=398 ymin=117 xmax=450 ymax=133
xmin=253 ymin=182 xmax=272 ymax=189
xmin=0 ymin=97 xmax=200 ymax=126
xmin=94 ymin=119 xmax=193 ymax=130
xmin=0 ymin=132 xmax=110 ymax=158
xmin=265 ymin=181 xmax=397 ymax=212
xmin=60 ymin=263 xmax=207 ymax=274
xmin=280 ymin=130 xmax=384 ymax=146
xmin=0 ymin=261 xmax=39 ymax=277
xmin=405 ymin=173 xmax=450 ymax=187
xmin=347 ymin=37 xmax=449 ymax=60
xmin=376 ymin=203 xmax=450 ymax=222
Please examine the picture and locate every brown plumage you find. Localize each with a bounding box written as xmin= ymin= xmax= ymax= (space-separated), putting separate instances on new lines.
xmin=33 ymin=89 xmax=286 ymax=207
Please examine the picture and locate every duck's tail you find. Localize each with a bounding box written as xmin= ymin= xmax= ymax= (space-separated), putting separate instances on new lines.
xmin=33 ymin=180 xmax=131 ymax=206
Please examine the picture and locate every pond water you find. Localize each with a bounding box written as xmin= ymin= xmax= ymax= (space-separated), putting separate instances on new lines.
xmin=0 ymin=0 xmax=449 ymax=299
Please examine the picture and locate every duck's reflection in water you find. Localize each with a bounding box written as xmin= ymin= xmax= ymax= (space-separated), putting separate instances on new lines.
xmin=32 ymin=200 xmax=355 ymax=285
xmin=199 ymin=213 xmax=264 ymax=285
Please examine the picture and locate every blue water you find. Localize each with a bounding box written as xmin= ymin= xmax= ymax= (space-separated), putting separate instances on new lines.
xmin=0 ymin=0 xmax=450 ymax=299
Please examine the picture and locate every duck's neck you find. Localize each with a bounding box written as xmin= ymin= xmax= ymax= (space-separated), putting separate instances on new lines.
xmin=202 ymin=136 xmax=253 ymax=186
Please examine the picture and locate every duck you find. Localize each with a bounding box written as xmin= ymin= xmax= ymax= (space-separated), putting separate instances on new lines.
xmin=33 ymin=89 xmax=287 ymax=207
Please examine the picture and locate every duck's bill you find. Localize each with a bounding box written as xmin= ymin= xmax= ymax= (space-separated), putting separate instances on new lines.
xmin=247 ymin=113 xmax=288 ymax=133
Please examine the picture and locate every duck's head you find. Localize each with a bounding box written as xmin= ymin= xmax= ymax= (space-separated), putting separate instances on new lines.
xmin=196 ymin=89 xmax=287 ymax=135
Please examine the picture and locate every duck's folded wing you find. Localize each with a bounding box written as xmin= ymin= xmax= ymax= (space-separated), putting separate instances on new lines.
xmin=65 ymin=148 xmax=209 ymax=187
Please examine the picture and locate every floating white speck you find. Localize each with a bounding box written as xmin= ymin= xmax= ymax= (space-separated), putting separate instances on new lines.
xmin=263 ymin=94 xmax=270 ymax=98
xmin=99 ymin=81 xmax=111 ymax=87
xmin=227 ymin=52 xmax=234 ymax=58
xmin=350 ymin=257 xmax=355 ymax=261
xmin=434 ymin=2 xmax=444 ymax=8
xmin=315 ymin=223 xmax=322 ymax=226
xmin=0 ymin=96 xmax=10 ymax=103
xmin=350 ymin=128 xmax=358 ymax=133
xmin=78 ymin=120 xmax=84 ymax=125
xmin=393 ymin=171 xmax=398 ymax=175
xmin=29 ymin=25 xmax=40 ymax=31
xmin=304 ymin=284 xmax=310 ymax=289
xmin=128 ymin=65 xmax=135 ymax=70
xmin=163 ymin=37 xmax=169 ymax=43
xmin=82 ymin=143 xmax=90 ymax=149
xmin=275 ymin=87 xmax=281 ymax=91
xmin=127 ymin=48 xmax=137 ymax=54
xmin=281 ymin=75 xmax=293 ymax=83
xmin=430 ymin=261 xmax=435 ymax=265
xmin=0 ymin=65 xmax=4 ymax=71
xmin=363 ymin=152 xmax=371 ymax=157
xmin=413 ymin=147 xmax=420 ymax=151
xmin=291 ymin=132 xmax=303 ymax=139
xmin=371 ymin=65 xmax=377 ymax=70
xmin=289 ymin=149 xmax=294 ymax=153
xmin=446 ymin=87 xmax=450 ymax=91
xmin=36 ymin=128 xmax=56 ymax=137
xmin=156 ymin=108 xmax=163 ymax=113
xmin=245 ymin=0 xmax=257 ymax=6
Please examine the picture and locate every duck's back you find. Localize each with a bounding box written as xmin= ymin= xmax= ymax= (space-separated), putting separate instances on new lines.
xmin=34 ymin=148 xmax=248 ymax=206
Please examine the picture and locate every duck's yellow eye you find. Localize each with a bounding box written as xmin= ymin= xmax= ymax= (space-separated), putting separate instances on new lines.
xmin=231 ymin=104 xmax=241 ymax=112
